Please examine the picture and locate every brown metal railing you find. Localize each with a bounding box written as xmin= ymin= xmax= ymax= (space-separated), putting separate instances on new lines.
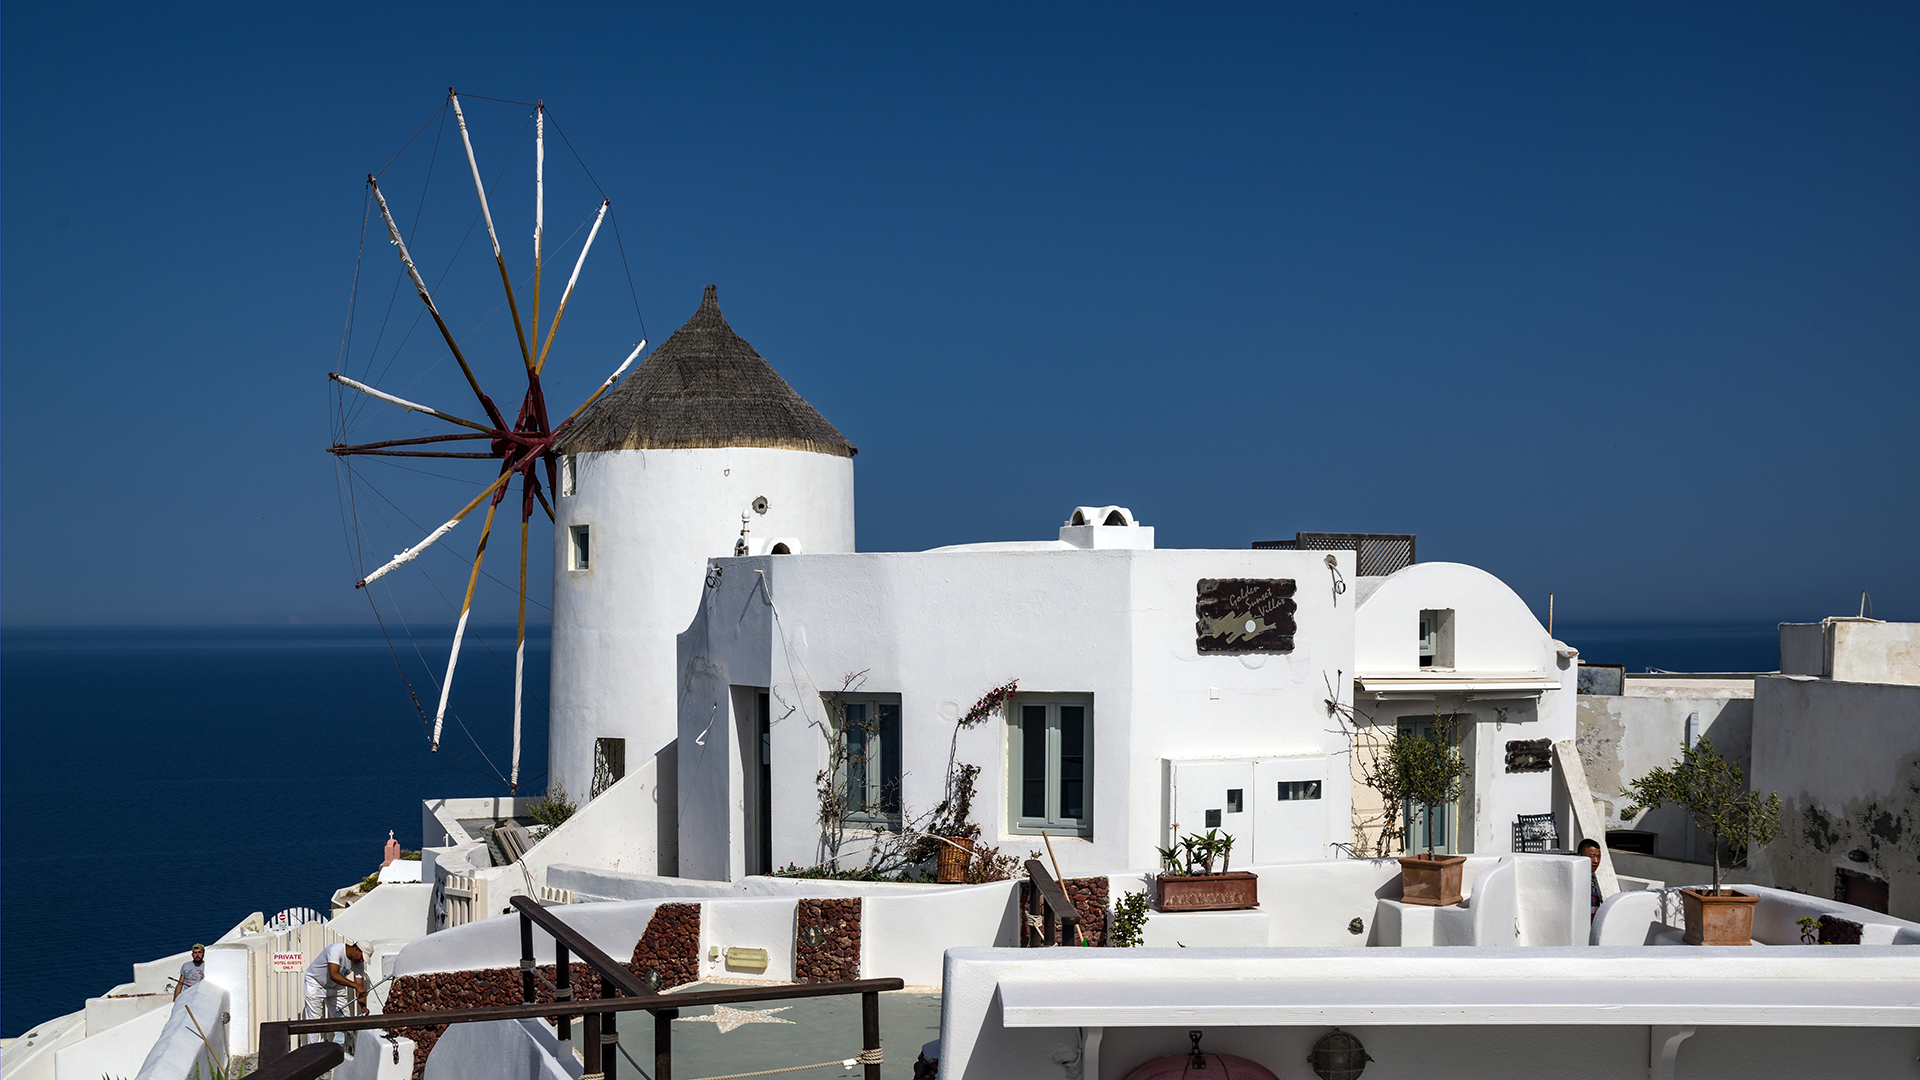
xmin=260 ymin=895 xmax=900 ymax=1080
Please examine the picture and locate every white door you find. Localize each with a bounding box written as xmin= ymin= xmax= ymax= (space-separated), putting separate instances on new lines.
xmin=1252 ymin=755 xmax=1331 ymax=863
xmin=1167 ymin=759 xmax=1256 ymax=870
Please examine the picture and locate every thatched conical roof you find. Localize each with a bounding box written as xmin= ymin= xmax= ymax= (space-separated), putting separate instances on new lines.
xmin=557 ymin=286 xmax=855 ymax=457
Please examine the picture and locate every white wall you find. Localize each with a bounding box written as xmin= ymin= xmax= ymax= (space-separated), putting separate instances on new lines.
xmin=1779 ymin=620 xmax=1920 ymax=685
xmin=678 ymin=543 xmax=1354 ymax=881
xmin=1748 ymin=675 xmax=1920 ymax=921
xmin=129 ymin=983 xmax=230 ymax=1080
xmin=550 ymin=444 xmax=855 ymax=852
xmin=421 ymin=1018 xmax=579 ymax=1080
xmin=53 ymin=1002 xmax=169 ymax=1080
xmin=1353 ymin=562 xmax=1577 ymax=855
xmin=936 ymin=946 xmax=1920 ymax=1080
xmin=1577 ymin=683 xmax=1754 ymax=860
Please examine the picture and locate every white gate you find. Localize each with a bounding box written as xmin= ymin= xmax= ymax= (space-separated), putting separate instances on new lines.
xmin=246 ymin=919 xmax=348 ymax=1052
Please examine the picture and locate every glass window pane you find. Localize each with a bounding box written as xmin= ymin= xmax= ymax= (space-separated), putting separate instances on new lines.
xmin=1021 ymin=705 xmax=1047 ymax=819
xmin=1058 ymin=706 xmax=1084 ymax=822
xmin=844 ymin=704 xmax=868 ymax=813
xmin=875 ymin=702 xmax=902 ymax=814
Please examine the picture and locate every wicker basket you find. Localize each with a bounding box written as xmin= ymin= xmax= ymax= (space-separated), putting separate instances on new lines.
xmin=936 ymin=837 xmax=974 ymax=884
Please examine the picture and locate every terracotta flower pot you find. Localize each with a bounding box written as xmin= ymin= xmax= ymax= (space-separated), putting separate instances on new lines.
xmin=1680 ymin=888 xmax=1759 ymax=945
xmin=1153 ymin=871 xmax=1259 ymax=912
xmin=1397 ymin=853 xmax=1467 ymax=906
xmin=935 ymin=837 xmax=973 ymax=884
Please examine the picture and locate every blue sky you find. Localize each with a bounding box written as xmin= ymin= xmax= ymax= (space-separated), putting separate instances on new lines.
xmin=2 ymin=2 xmax=1915 ymax=627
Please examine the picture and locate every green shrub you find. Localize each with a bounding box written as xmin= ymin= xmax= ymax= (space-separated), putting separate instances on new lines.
xmin=1110 ymin=890 xmax=1150 ymax=947
xmin=528 ymin=784 xmax=578 ymax=840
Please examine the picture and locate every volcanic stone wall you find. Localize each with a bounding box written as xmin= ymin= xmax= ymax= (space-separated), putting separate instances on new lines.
xmin=1019 ymin=876 xmax=1108 ymax=945
xmin=794 ymin=898 xmax=861 ymax=982
xmin=380 ymin=902 xmax=700 ymax=1079
xmin=384 ymin=962 xmax=606 ymax=1078
xmin=627 ymin=901 xmax=702 ymax=990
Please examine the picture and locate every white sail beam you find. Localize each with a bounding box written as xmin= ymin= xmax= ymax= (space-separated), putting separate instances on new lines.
xmin=534 ymin=199 xmax=609 ymax=374
xmin=369 ymin=179 xmax=505 ymax=428
xmin=449 ymin=91 xmax=534 ymax=371
xmin=562 ymin=339 xmax=646 ymax=423
xmin=328 ymin=373 xmax=494 ymax=434
xmin=356 ymin=470 xmax=514 ymax=589
xmin=532 ymin=102 xmax=544 ymax=357
xmin=432 ymin=501 xmax=500 ymax=751
xmin=511 ymin=514 xmax=529 ymax=790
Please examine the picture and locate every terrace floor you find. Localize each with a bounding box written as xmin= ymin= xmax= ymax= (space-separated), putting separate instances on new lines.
xmin=563 ymin=983 xmax=942 ymax=1080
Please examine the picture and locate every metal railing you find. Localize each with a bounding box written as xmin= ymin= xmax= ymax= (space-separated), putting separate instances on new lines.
xmin=1253 ymin=532 xmax=1416 ymax=576
xmin=1023 ymin=859 xmax=1082 ymax=946
xmin=260 ymin=895 xmax=901 ymax=1080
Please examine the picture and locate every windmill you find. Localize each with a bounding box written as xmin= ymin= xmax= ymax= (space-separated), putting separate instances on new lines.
xmin=328 ymin=90 xmax=644 ymax=792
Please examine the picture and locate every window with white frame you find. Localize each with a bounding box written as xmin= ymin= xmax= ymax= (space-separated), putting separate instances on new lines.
xmin=560 ymin=455 xmax=578 ymax=497
xmin=835 ymin=696 xmax=901 ymax=826
xmin=1009 ymin=695 xmax=1092 ymax=837
xmin=568 ymin=525 xmax=591 ymax=571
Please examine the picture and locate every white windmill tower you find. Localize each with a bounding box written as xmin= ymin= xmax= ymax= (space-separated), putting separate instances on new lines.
xmin=548 ymin=285 xmax=855 ymax=866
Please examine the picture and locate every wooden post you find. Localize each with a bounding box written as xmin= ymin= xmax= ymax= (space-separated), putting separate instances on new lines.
xmin=259 ymin=1021 xmax=290 ymax=1065
xmin=653 ymin=1008 xmax=675 ymax=1080
xmin=862 ymin=991 xmax=881 ymax=1080
xmin=555 ymin=940 xmax=571 ymax=1040
xmin=519 ymin=910 xmax=537 ymax=1003
xmin=583 ymin=1012 xmax=601 ymax=1078
xmin=603 ymin=1011 xmax=619 ymax=1080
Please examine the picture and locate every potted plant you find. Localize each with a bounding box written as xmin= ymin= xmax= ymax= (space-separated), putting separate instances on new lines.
xmin=1385 ymin=724 xmax=1469 ymax=905
xmin=1620 ymin=737 xmax=1781 ymax=945
xmin=1152 ymin=829 xmax=1259 ymax=911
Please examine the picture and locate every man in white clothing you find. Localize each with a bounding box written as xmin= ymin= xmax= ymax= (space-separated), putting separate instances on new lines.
xmin=303 ymin=941 xmax=368 ymax=1029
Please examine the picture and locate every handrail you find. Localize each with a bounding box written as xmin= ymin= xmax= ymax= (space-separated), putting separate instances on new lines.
xmin=1025 ymin=860 xmax=1081 ymax=925
xmin=261 ymin=977 xmax=905 ymax=1080
xmin=248 ymin=1042 xmax=343 ymax=1080
xmin=508 ymin=894 xmax=651 ymax=998
xmin=276 ymin=978 xmax=906 ymax=1033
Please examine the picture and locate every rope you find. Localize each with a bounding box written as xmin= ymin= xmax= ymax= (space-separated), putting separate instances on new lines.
xmin=680 ymin=1048 xmax=881 ymax=1080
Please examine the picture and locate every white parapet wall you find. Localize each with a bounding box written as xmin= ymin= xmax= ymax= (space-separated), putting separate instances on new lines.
xmin=937 ymin=946 xmax=1920 ymax=1080
xmin=1591 ymin=883 xmax=1920 ymax=947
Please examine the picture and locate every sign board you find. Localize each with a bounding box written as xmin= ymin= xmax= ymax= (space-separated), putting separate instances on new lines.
xmin=1195 ymin=578 xmax=1297 ymax=654
xmin=271 ymin=952 xmax=305 ymax=973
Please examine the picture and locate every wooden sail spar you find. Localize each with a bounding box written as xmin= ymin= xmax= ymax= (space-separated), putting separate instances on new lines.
xmin=330 ymin=90 xmax=644 ymax=789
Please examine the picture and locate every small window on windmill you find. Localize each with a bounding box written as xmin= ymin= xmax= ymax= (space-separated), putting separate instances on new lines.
xmin=561 ymin=456 xmax=577 ymax=497
xmin=569 ymin=525 xmax=591 ymax=571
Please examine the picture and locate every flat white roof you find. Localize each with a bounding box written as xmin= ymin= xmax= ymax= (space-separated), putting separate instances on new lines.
xmin=960 ymin=947 xmax=1920 ymax=1029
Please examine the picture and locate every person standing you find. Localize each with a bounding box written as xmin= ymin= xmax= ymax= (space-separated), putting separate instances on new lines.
xmin=1579 ymin=838 xmax=1604 ymax=921
xmin=303 ymin=941 xmax=368 ymax=1029
xmin=173 ymin=944 xmax=207 ymax=1000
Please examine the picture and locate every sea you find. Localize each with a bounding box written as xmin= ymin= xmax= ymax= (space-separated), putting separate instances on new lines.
xmin=0 ymin=619 xmax=1779 ymax=1037
xmin=1 ymin=625 xmax=551 ymax=1037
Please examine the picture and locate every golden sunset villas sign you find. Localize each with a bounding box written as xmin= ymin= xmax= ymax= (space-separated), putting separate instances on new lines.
xmin=1195 ymin=578 xmax=1298 ymax=654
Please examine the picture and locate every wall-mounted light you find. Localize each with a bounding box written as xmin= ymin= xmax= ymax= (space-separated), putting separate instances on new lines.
xmin=641 ymin=969 xmax=663 ymax=993
xmin=800 ymin=925 xmax=827 ymax=949
xmin=1347 ymin=918 xmax=1365 ymax=936
xmin=1309 ymin=1028 xmax=1371 ymax=1080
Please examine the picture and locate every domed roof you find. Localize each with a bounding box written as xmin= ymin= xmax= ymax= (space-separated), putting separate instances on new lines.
xmin=556 ymin=286 xmax=856 ymax=457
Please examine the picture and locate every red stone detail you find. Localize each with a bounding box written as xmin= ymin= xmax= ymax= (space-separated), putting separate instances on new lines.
xmin=627 ymin=902 xmax=701 ymax=991
xmin=794 ymin=898 xmax=861 ymax=982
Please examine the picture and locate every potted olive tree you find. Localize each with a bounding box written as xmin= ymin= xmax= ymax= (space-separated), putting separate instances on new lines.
xmin=1620 ymin=738 xmax=1780 ymax=945
xmin=1152 ymin=829 xmax=1259 ymax=911
xmin=1386 ymin=725 xmax=1469 ymax=906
